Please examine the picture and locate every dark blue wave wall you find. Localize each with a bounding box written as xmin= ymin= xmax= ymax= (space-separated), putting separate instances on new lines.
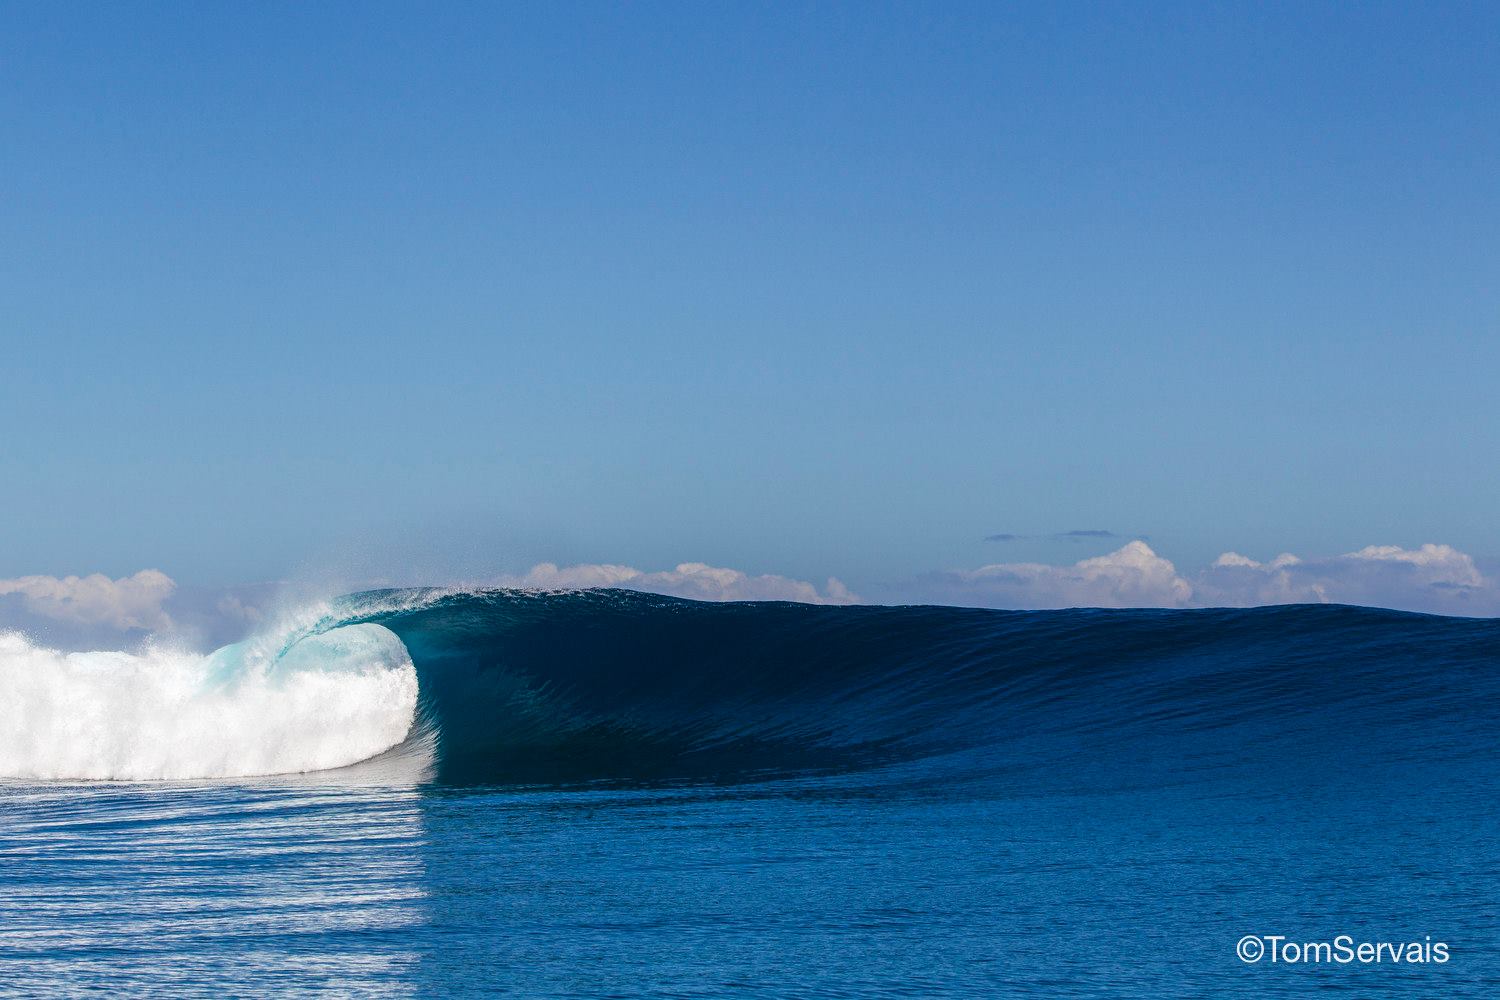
xmin=337 ymin=589 xmax=1500 ymax=788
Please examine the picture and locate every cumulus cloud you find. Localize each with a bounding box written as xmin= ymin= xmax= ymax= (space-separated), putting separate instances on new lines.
xmin=1195 ymin=544 xmax=1494 ymax=616
xmin=917 ymin=541 xmax=1193 ymax=609
xmin=505 ymin=562 xmax=859 ymax=605
xmin=911 ymin=541 xmax=1500 ymax=616
xmin=0 ymin=570 xmax=176 ymax=631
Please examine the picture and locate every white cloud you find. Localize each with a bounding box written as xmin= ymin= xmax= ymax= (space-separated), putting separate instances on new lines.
xmin=1196 ymin=543 xmax=1494 ymax=616
xmin=215 ymin=594 xmax=263 ymax=624
xmin=910 ymin=541 xmax=1499 ymax=616
xmin=507 ymin=562 xmax=859 ymax=605
xmin=0 ymin=570 xmax=176 ymax=631
xmin=916 ymin=541 xmax=1193 ymax=609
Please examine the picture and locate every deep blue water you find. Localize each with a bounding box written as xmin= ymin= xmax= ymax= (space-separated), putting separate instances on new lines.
xmin=3 ymin=591 xmax=1497 ymax=996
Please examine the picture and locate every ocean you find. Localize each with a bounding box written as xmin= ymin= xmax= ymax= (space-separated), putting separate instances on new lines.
xmin=2 ymin=589 xmax=1497 ymax=996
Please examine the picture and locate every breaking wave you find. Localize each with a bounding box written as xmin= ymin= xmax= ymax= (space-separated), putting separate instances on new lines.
xmin=4 ymin=586 xmax=1497 ymax=787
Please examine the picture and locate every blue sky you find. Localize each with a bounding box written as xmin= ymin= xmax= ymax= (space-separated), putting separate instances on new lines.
xmin=3 ymin=2 xmax=1497 ymax=598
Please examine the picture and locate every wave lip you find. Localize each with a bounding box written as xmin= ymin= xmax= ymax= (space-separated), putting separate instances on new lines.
xmin=0 ymin=624 xmax=418 ymax=781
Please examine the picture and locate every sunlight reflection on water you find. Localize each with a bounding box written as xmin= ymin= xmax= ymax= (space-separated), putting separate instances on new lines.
xmin=0 ymin=768 xmax=429 ymax=998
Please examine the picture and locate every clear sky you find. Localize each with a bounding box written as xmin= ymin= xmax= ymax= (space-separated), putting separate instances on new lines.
xmin=4 ymin=2 xmax=1497 ymax=594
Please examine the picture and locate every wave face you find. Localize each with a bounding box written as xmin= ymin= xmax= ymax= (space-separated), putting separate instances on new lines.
xmin=0 ymin=624 xmax=417 ymax=780
xmin=323 ymin=588 xmax=1500 ymax=787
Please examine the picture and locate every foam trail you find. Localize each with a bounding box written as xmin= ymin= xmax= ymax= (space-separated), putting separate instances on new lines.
xmin=0 ymin=624 xmax=418 ymax=781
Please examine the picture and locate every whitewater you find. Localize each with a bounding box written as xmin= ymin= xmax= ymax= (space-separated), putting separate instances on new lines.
xmin=0 ymin=623 xmax=417 ymax=780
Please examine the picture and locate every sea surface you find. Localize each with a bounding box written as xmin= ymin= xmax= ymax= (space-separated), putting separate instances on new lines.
xmin=2 ymin=590 xmax=1497 ymax=997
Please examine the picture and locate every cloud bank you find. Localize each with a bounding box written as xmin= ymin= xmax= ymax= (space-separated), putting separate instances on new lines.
xmin=1194 ymin=544 xmax=1491 ymax=614
xmin=919 ymin=541 xmax=1193 ymax=609
xmin=0 ymin=570 xmax=176 ymax=631
xmin=506 ymin=562 xmax=860 ymax=605
xmin=5 ymin=542 xmax=1495 ymax=642
xmin=917 ymin=541 xmax=1498 ymax=616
